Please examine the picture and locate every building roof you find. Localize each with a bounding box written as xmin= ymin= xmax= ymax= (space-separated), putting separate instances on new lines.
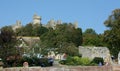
xmin=17 ymin=36 xmax=40 ymax=48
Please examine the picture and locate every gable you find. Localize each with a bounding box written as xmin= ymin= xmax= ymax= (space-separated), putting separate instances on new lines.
xmin=17 ymin=36 xmax=40 ymax=48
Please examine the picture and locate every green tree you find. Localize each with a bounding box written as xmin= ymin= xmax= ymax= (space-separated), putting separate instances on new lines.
xmin=15 ymin=27 xmax=24 ymax=36
xmin=104 ymin=9 xmax=120 ymax=58
xmin=82 ymin=28 xmax=103 ymax=46
xmin=59 ymin=43 xmax=79 ymax=56
xmin=55 ymin=23 xmax=82 ymax=46
xmin=36 ymin=25 xmax=49 ymax=36
xmin=15 ymin=23 xmax=48 ymax=36
xmin=0 ymin=26 xmax=18 ymax=66
xmin=40 ymin=23 xmax=82 ymax=55
xmin=24 ymin=23 xmax=33 ymax=36
xmin=15 ymin=23 xmax=33 ymax=36
xmin=83 ymin=28 xmax=96 ymax=35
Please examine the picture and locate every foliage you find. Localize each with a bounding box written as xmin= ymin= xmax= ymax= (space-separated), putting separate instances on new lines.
xmin=0 ymin=26 xmax=18 ymax=67
xmin=59 ymin=56 xmax=96 ymax=66
xmin=55 ymin=23 xmax=83 ymax=47
xmin=82 ymin=28 xmax=105 ymax=46
xmin=40 ymin=23 xmax=82 ymax=56
xmin=91 ymin=57 xmax=104 ymax=65
xmin=79 ymin=57 xmax=92 ymax=66
xmin=4 ymin=56 xmax=53 ymax=67
xmin=83 ymin=28 xmax=97 ymax=35
xmin=104 ymin=9 xmax=120 ymax=58
xmin=5 ymin=56 xmax=31 ymax=67
xmin=15 ymin=23 xmax=48 ymax=36
xmin=37 ymin=25 xmax=49 ymax=36
xmin=58 ymin=43 xmax=79 ymax=56
xmin=39 ymin=58 xmax=52 ymax=67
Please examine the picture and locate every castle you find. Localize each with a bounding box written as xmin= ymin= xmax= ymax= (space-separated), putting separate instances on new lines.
xmin=12 ymin=14 xmax=42 ymax=31
xmin=12 ymin=14 xmax=78 ymax=31
xmin=33 ymin=14 xmax=42 ymax=25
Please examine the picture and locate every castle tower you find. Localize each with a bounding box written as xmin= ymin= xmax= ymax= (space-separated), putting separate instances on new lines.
xmin=47 ymin=19 xmax=55 ymax=28
xmin=33 ymin=14 xmax=41 ymax=25
xmin=73 ymin=21 xmax=78 ymax=29
xmin=16 ymin=20 xmax=21 ymax=26
xmin=57 ymin=20 xmax=62 ymax=24
xmin=12 ymin=20 xmax=22 ymax=31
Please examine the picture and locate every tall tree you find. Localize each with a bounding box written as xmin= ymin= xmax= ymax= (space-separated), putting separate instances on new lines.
xmin=40 ymin=23 xmax=82 ymax=55
xmin=104 ymin=9 xmax=120 ymax=58
xmin=36 ymin=25 xmax=49 ymax=36
xmin=15 ymin=23 xmax=48 ymax=36
xmin=83 ymin=28 xmax=96 ymax=35
xmin=0 ymin=26 xmax=18 ymax=65
xmin=82 ymin=28 xmax=103 ymax=46
xmin=24 ymin=23 xmax=33 ymax=36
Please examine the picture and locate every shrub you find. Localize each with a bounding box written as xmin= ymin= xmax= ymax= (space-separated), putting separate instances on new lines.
xmin=72 ymin=56 xmax=81 ymax=65
xmin=59 ymin=56 xmax=92 ymax=66
xmin=31 ymin=56 xmax=40 ymax=66
xmin=4 ymin=56 xmax=54 ymax=67
xmin=59 ymin=60 xmax=65 ymax=64
xmin=39 ymin=58 xmax=50 ymax=67
xmin=59 ymin=56 xmax=71 ymax=65
xmin=80 ymin=57 xmax=91 ymax=66
xmin=91 ymin=57 xmax=104 ymax=65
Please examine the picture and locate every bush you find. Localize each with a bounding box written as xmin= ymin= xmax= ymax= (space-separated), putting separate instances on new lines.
xmin=39 ymin=58 xmax=50 ymax=67
xmin=72 ymin=56 xmax=81 ymax=65
xmin=59 ymin=56 xmax=92 ymax=66
xmin=5 ymin=59 xmax=15 ymax=67
xmin=59 ymin=60 xmax=65 ymax=64
xmin=91 ymin=57 xmax=104 ymax=65
xmin=20 ymin=57 xmax=53 ymax=67
xmin=80 ymin=57 xmax=91 ymax=66
xmin=4 ymin=56 xmax=53 ymax=67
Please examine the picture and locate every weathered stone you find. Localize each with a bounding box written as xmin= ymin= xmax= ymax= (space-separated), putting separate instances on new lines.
xmin=79 ymin=46 xmax=112 ymax=63
xmin=118 ymin=52 xmax=120 ymax=64
xmin=3 ymin=66 xmax=113 ymax=71
xmin=33 ymin=14 xmax=41 ymax=25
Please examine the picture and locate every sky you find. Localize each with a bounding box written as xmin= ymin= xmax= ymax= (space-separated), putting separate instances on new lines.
xmin=0 ymin=0 xmax=120 ymax=34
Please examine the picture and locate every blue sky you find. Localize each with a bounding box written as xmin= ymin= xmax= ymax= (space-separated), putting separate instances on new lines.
xmin=0 ymin=0 xmax=120 ymax=34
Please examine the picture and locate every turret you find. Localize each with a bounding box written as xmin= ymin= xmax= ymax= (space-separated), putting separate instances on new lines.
xmin=33 ymin=14 xmax=41 ymax=25
xmin=73 ymin=21 xmax=78 ymax=29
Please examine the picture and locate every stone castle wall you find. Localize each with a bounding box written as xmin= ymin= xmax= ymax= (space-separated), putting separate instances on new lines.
xmin=79 ymin=46 xmax=112 ymax=63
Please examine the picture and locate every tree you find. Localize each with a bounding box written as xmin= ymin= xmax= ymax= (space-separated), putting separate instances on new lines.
xmin=104 ymin=9 xmax=120 ymax=58
xmin=55 ymin=23 xmax=82 ymax=46
xmin=58 ymin=42 xmax=79 ymax=56
xmin=83 ymin=28 xmax=96 ymax=35
xmin=24 ymin=23 xmax=33 ymax=36
xmin=40 ymin=23 xmax=82 ymax=55
xmin=36 ymin=25 xmax=49 ymax=36
xmin=82 ymin=28 xmax=104 ymax=46
xmin=0 ymin=26 xmax=18 ymax=66
xmin=15 ymin=23 xmax=48 ymax=36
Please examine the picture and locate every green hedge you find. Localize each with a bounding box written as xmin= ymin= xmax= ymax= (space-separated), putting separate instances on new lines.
xmin=59 ymin=56 xmax=99 ymax=66
xmin=4 ymin=56 xmax=53 ymax=67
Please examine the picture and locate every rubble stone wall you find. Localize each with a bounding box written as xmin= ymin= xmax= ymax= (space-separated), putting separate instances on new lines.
xmin=3 ymin=66 xmax=113 ymax=71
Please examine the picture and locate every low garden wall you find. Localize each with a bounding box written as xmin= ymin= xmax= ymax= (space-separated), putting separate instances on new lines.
xmin=2 ymin=66 xmax=113 ymax=71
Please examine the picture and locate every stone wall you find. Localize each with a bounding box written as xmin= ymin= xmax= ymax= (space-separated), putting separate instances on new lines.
xmin=79 ymin=46 xmax=112 ymax=63
xmin=3 ymin=66 xmax=112 ymax=71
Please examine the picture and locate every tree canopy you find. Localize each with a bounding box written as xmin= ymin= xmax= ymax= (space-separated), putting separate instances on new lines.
xmin=15 ymin=23 xmax=48 ymax=36
xmin=104 ymin=9 xmax=120 ymax=58
xmin=0 ymin=26 xmax=18 ymax=64
xmin=82 ymin=28 xmax=104 ymax=46
xmin=40 ymin=23 xmax=82 ymax=56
